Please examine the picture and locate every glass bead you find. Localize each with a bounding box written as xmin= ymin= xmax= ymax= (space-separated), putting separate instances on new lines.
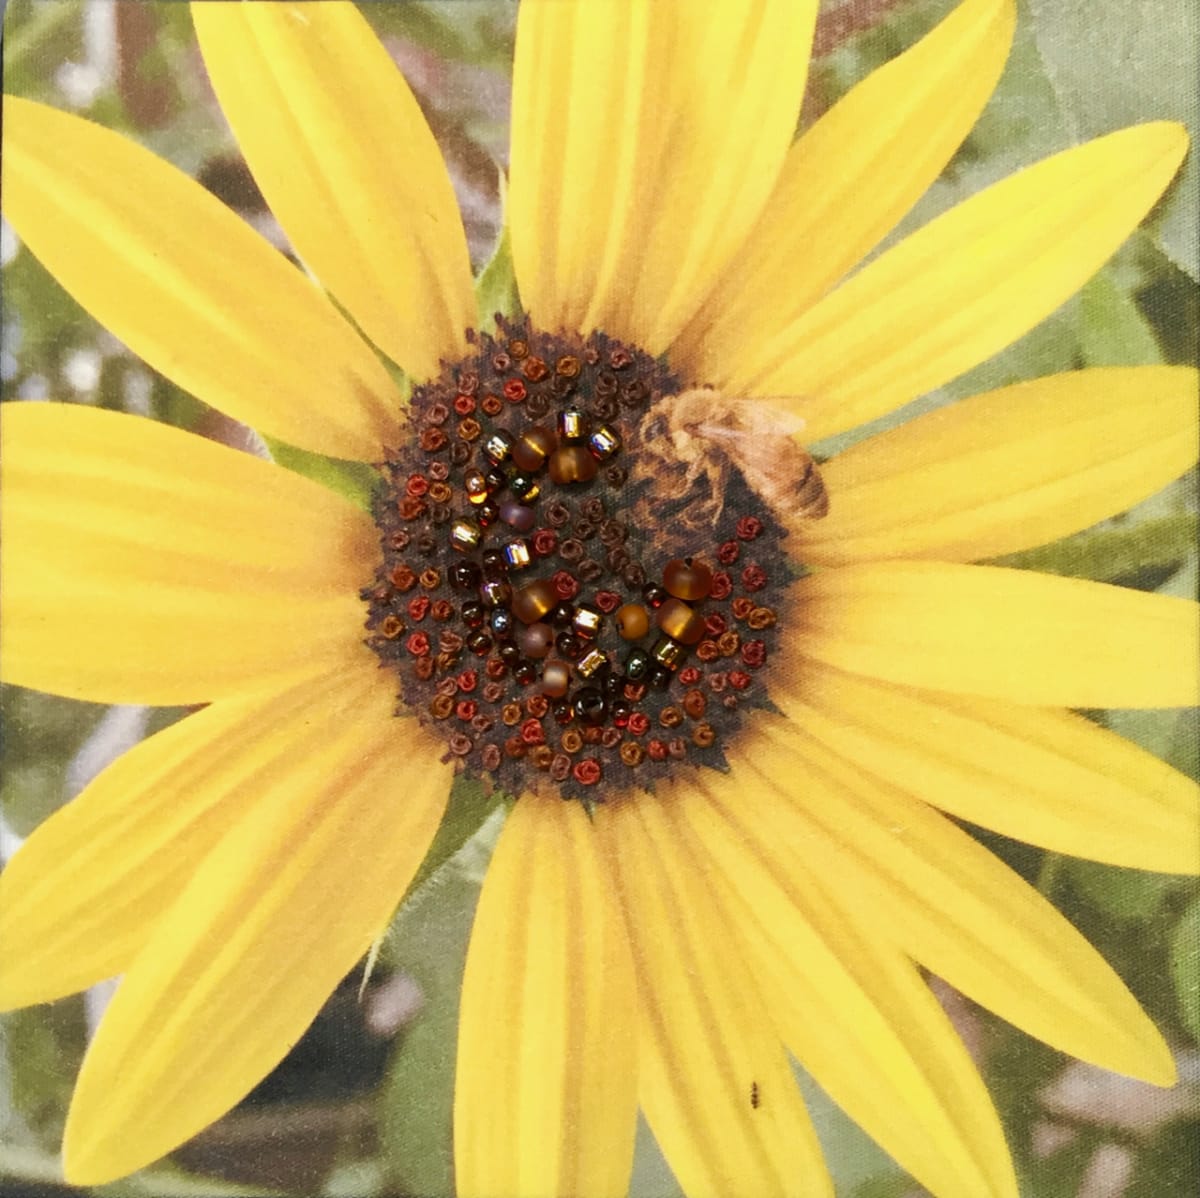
xmin=464 ymin=468 xmax=489 ymax=503
xmin=503 ymin=539 xmax=533 ymax=570
xmin=557 ymin=409 xmax=587 ymax=443
xmin=642 ymin=582 xmax=668 ymax=609
xmin=481 ymin=549 xmax=507 ymax=577
xmin=483 ymin=430 xmax=514 ymax=465
xmin=651 ymin=636 xmax=685 ymax=670
xmin=477 ymin=500 xmax=500 ymax=527
xmin=513 ymin=663 xmax=537 ymax=686
xmin=451 ymin=562 xmax=482 ymax=591
xmin=587 ymin=426 xmax=621 ymax=461
xmin=556 ymin=632 xmax=583 ymax=660
xmin=512 ymin=579 xmax=558 ymax=624
xmin=480 ymin=579 xmax=512 ymax=608
xmin=449 ymin=519 xmax=481 ymax=552
xmin=465 ymin=631 xmax=493 ymax=656
xmin=663 ymin=557 xmax=713 ymax=601
xmin=498 ymin=642 xmax=522 ymax=666
xmin=572 ymin=604 xmax=603 ymax=639
xmin=508 ymin=473 xmax=541 ymax=503
xmin=655 ymin=597 xmax=706 ymax=646
xmin=552 ymin=699 xmax=575 ymax=725
xmin=615 ymin=603 xmax=649 ymax=640
xmin=648 ymin=664 xmax=673 ymax=690
xmin=576 ymin=647 xmax=608 ymax=678
xmin=512 ymin=425 xmax=556 ymax=471
xmin=489 ymin=608 xmax=514 ymax=638
xmin=624 ymin=648 xmax=651 ymax=681
xmin=550 ymin=601 xmax=576 ymax=627
xmin=517 ymin=622 xmax=554 ymax=659
xmin=541 ymin=660 xmax=571 ymax=698
xmin=548 ymin=445 xmax=598 ymax=485
xmin=460 ymin=600 xmax=485 ymax=628
xmin=484 ymin=467 xmax=508 ymax=493
xmin=574 ymin=687 xmax=607 ymax=724
xmin=500 ymin=500 xmax=536 ymax=531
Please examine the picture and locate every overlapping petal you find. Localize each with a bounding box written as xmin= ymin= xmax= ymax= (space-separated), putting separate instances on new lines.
xmin=509 ymin=0 xmax=817 ymax=354
xmin=191 ymin=1 xmax=475 ymax=380
xmin=791 ymin=561 xmax=1199 ymax=708
xmin=597 ymin=796 xmax=832 ymax=1198
xmin=0 ymin=403 xmax=377 ymax=705
xmin=736 ymin=719 xmax=1176 ymax=1085
xmin=455 ymin=794 xmax=638 ymax=1198
xmin=680 ymin=776 xmax=1017 ymax=1198
xmin=725 ymin=122 xmax=1189 ymax=439
xmin=61 ymin=697 xmax=452 ymax=1185
xmin=0 ymin=666 xmax=404 ymax=1010
xmin=673 ymin=0 xmax=1015 ymax=380
xmin=792 ymin=366 xmax=1199 ymax=564
xmin=774 ymin=663 xmax=1200 ymax=873
xmin=1 ymin=96 xmax=403 ymax=459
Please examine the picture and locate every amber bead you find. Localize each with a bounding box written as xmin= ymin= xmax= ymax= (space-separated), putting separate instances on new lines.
xmin=655 ymin=597 xmax=705 ymax=646
xmin=512 ymin=578 xmax=558 ymax=624
xmin=651 ymin=637 xmax=685 ymax=671
xmin=662 ymin=557 xmax=713 ymax=601
xmin=512 ymin=425 xmax=557 ymax=471
xmin=541 ymin=660 xmax=571 ymax=698
xmin=548 ymin=445 xmax=598 ymax=485
xmin=615 ymin=603 xmax=649 ymax=640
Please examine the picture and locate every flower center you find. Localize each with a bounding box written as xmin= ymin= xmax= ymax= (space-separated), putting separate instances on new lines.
xmin=364 ymin=319 xmax=789 ymax=801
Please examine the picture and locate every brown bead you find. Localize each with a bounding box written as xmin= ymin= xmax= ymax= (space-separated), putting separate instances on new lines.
xmin=615 ymin=603 xmax=650 ymax=640
xmin=683 ymin=688 xmax=708 ymax=719
xmin=659 ymin=706 xmax=684 ymax=729
xmin=663 ymin=557 xmax=713 ymax=601
xmin=512 ymin=578 xmax=558 ymax=624
xmin=548 ymin=445 xmax=598 ymax=485
xmin=512 ymin=425 xmax=557 ymax=471
xmin=656 ymin=597 xmax=706 ymax=646
xmin=541 ymin=660 xmax=571 ymax=698
xmin=430 ymin=694 xmax=455 ymax=720
xmin=692 ymin=721 xmax=716 ymax=748
xmin=619 ymin=741 xmax=645 ymax=767
xmin=517 ymin=622 xmax=554 ymax=659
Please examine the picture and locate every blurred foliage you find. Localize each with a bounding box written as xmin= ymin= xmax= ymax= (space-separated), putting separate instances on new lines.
xmin=1 ymin=2 xmax=1198 ymax=1197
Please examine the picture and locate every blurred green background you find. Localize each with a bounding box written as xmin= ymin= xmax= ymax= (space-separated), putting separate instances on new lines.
xmin=1 ymin=2 xmax=1198 ymax=1196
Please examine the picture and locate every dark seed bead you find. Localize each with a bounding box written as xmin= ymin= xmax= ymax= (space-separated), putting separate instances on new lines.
xmin=490 ymin=608 xmax=514 ymax=638
xmin=552 ymin=700 xmax=575 ymax=725
xmin=643 ymin=583 xmax=668 ymax=609
xmin=481 ymin=549 xmax=507 ymax=577
xmin=611 ymin=700 xmax=632 ymax=727
xmin=624 ymin=648 xmax=651 ymax=681
xmin=574 ymin=687 xmax=607 ymax=725
xmin=509 ymin=473 xmax=541 ymax=503
xmin=480 ymin=579 xmax=512 ymax=608
xmin=484 ymin=467 xmax=507 ymax=493
xmin=603 ymin=671 xmax=625 ymax=699
xmin=498 ymin=642 xmax=522 ymax=666
xmin=477 ymin=500 xmax=500 ymax=527
xmin=466 ymin=631 xmax=493 ymax=656
xmin=550 ymin=602 xmax=576 ymax=627
xmin=460 ymin=600 xmax=485 ymax=629
xmin=451 ymin=562 xmax=482 ymax=591
xmin=648 ymin=665 xmax=673 ymax=691
xmin=513 ymin=663 xmax=537 ymax=686
xmin=556 ymin=632 xmax=583 ymax=660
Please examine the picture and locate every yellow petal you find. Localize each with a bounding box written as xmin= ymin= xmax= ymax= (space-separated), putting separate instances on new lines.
xmin=62 ymin=695 xmax=451 ymax=1186
xmin=455 ymin=794 xmax=638 ymax=1198
xmin=0 ymin=403 xmax=377 ymax=705
xmin=509 ymin=0 xmax=816 ymax=354
xmin=775 ymin=662 xmax=1200 ymax=873
xmin=673 ymin=0 xmax=1015 ymax=380
xmin=792 ymin=561 xmax=1199 ymax=708
xmin=1 ymin=96 xmax=402 ymax=459
xmin=736 ymin=718 xmax=1176 ymax=1085
xmin=0 ymin=665 xmax=401 ymax=1011
xmin=795 ymin=367 xmax=1199 ymax=564
xmin=681 ymin=778 xmax=1016 ymax=1198
xmin=596 ymin=795 xmax=833 ymax=1198
xmin=191 ymin=1 xmax=474 ymax=380
xmin=727 ymin=123 xmax=1189 ymax=439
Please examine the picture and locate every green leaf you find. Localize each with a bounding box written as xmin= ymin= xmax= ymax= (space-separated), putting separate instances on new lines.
xmin=1170 ymin=895 xmax=1200 ymax=1045
xmin=261 ymin=437 xmax=380 ymax=512
xmin=1079 ymin=269 xmax=1164 ymax=368
xmin=1064 ymin=860 xmax=1181 ymax=923
xmin=404 ymin=774 xmax=501 ymax=899
xmin=1025 ymin=0 xmax=1199 ymax=283
xmin=474 ymin=219 xmax=519 ymax=334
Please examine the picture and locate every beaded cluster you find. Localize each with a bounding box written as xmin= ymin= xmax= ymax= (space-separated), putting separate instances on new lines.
xmin=364 ymin=319 xmax=789 ymax=801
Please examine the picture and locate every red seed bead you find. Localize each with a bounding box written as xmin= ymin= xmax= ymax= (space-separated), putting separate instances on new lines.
xmin=615 ymin=603 xmax=650 ymax=640
xmin=662 ymin=557 xmax=713 ymax=601
xmin=512 ymin=578 xmax=558 ymax=624
xmin=655 ymin=597 xmax=706 ymax=645
xmin=548 ymin=445 xmax=598 ymax=485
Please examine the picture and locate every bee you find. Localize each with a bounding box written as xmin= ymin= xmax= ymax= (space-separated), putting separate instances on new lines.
xmin=661 ymin=387 xmax=829 ymax=523
xmin=750 ymin=1080 xmax=761 ymax=1109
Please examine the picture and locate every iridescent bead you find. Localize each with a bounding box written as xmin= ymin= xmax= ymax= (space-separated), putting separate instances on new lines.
xmin=624 ymin=647 xmax=651 ymax=681
xmin=483 ymin=430 xmax=514 ymax=465
xmin=557 ymin=408 xmax=587 ymax=443
xmin=663 ymin=557 xmax=713 ymax=601
xmin=517 ymin=622 xmax=554 ymax=659
xmin=541 ymin=660 xmax=571 ymax=698
xmin=509 ymin=473 xmax=541 ymax=503
xmin=449 ymin=519 xmax=481 ymax=552
xmin=572 ymin=604 xmax=603 ymax=639
xmin=489 ymin=608 xmax=514 ymax=638
xmin=655 ymin=597 xmax=705 ymax=646
xmin=512 ymin=425 xmax=556 ymax=471
xmin=576 ymin=647 xmax=608 ymax=678
xmin=512 ymin=579 xmax=558 ymax=624
xmin=464 ymin=468 xmax=489 ymax=504
xmin=587 ymin=425 xmax=621 ymax=461
xmin=651 ymin=636 xmax=685 ymax=671
xmin=573 ymin=687 xmax=607 ymax=724
xmin=615 ymin=603 xmax=649 ymax=640
xmin=548 ymin=445 xmax=598 ymax=484
xmin=504 ymin=539 xmax=533 ymax=570
xmin=479 ymin=579 xmax=512 ymax=608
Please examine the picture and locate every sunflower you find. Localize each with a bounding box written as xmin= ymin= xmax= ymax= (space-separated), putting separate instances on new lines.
xmin=1 ymin=0 xmax=1197 ymax=1194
